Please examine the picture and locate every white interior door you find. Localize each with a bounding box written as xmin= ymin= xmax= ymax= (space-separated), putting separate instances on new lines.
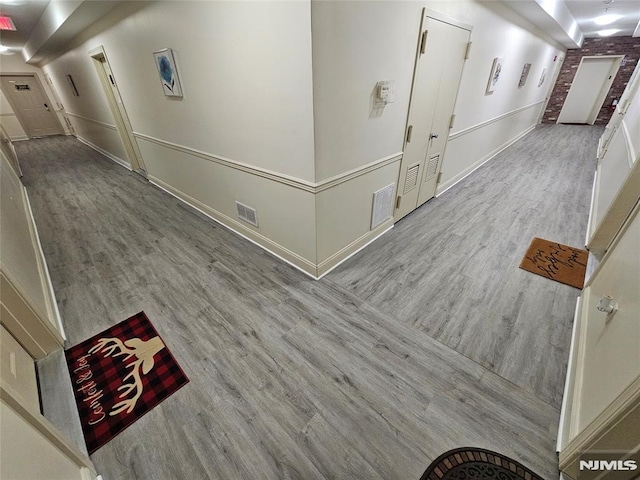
xmin=558 ymin=56 xmax=622 ymax=125
xmin=90 ymin=47 xmax=147 ymax=174
xmin=0 ymin=76 xmax=64 ymax=138
xmin=395 ymin=12 xmax=470 ymax=221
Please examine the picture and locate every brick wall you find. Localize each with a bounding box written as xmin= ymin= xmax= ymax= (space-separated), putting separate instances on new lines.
xmin=542 ymin=37 xmax=640 ymax=125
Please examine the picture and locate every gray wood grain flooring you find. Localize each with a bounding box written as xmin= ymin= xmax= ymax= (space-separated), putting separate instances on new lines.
xmin=16 ymin=125 xmax=600 ymax=480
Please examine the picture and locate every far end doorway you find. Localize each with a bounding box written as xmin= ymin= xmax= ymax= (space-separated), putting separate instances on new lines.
xmin=0 ymin=75 xmax=64 ymax=138
xmin=557 ymin=55 xmax=623 ymax=125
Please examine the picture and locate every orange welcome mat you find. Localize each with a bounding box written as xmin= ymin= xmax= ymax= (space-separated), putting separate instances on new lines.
xmin=65 ymin=312 xmax=189 ymax=454
xmin=519 ymin=237 xmax=588 ymax=289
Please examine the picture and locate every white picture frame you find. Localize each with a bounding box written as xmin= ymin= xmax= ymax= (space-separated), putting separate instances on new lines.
xmin=519 ymin=63 xmax=531 ymax=87
xmin=486 ymin=57 xmax=504 ymax=94
xmin=66 ymin=74 xmax=79 ymax=96
xmin=153 ymin=48 xmax=183 ymax=97
xmin=538 ymin=68 xmax=547 ymax=87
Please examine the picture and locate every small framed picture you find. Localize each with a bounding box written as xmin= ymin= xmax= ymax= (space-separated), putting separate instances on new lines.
xmin=519 ymin=63 xmax=531 ymax=87
xmin=538 ymin=68 xmax=547 ymax=87
xmin=486 ymin=57 xmax=504 ymax=94
xmin=153 ymin=48 xmax=183 ymax=97
xmin=66 ymin=74 xmax=79 ymax=96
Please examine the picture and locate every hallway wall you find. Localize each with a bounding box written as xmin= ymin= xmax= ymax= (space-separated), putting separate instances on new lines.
xmin=311 ymin=0 xmax=564 ymax=267
xmin=42 ymin=1 xmax=319 ymax=274
xmin=36 ymin=0 xmax=564 ymax=276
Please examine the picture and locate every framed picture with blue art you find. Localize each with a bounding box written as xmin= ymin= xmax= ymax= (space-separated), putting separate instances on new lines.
xmin=153 ymin=48 xmax=182 ymax=97
xmin=486 ymin=57 xmax=504 ymax=94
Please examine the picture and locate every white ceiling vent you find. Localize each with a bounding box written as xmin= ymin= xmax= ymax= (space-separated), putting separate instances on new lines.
xmin=236 ymin=201 xmax=258 ymax=227
xmin=403 ymin=163 xmax=420 ymax=194
xmin=425 ymin=154 xmax=440 ymax=181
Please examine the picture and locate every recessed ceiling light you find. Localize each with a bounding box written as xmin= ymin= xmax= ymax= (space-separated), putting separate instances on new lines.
xmin=594 ymin=13 xmax=623 ymax=25
xmin=598 ymin=29 xmax=621 ymax=36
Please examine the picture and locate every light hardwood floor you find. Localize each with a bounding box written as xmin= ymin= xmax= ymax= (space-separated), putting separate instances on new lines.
xmin=18 ymin=124 xmax=601 ymax=480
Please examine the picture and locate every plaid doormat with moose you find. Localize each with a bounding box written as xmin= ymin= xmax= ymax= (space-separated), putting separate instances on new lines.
xmin=65 ymin=311 xmax=189 ymax=454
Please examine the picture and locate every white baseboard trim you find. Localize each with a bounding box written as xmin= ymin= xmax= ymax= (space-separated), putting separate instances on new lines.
xmin=316 ymin=222 xmax=394 ymax=279
xmin=557 ymin=296 xmax=582 ymax=453
xmin=76 ymin=136 xmax=131 ymax=171
xmin=621 ymin=119 xmax=636 ymax=168
xmin=585 ymin=169 xmax=598 ymax=248
xmin=148 ymin=175 xmax=319 ymax=279
xmin=23 ymin=186 xmax=66 ymax=340
xmin=11 ymin=135 xmax=29 ymax=142
xmin=436 ymin=124 xmax=536 ymax=197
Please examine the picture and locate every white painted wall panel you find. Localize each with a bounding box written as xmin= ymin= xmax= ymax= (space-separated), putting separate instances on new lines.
xmin=440 ymin=103 xmax=542 ymax=193
xmin=592 ymin=127 xmax=632 ymax=234
xmin=316 ymin=161 xmax=400 ymax=265
xmin=0 ymin=154 xmax=54 ymax=326
xmin=574 ymin=206 xmax=640 ymax=435
xmin=44 ymin=1 xmax=315 ymax=182
xmin=622 ymin=89 xmax=640 ymax=164
xmin=137 ymin=139 xmax=317 ymax=268
xmin=0 ymin=401 xmax=89 ymax=480
xmin=311 ymin=0 xmax=563 ymax=182
xmin=70 ymin=116 xmax=128 ymax=165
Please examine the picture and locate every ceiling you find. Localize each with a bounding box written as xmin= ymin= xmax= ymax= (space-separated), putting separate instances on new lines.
xmin=565 ymin=0 xmax=640 ymax=37
xmin=0 ymin=0 xmax=638 ymax=60
xmin=0 ymin=0 xmax=50 ymax=52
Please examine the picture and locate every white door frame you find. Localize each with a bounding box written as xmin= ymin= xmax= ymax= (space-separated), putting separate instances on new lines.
xmin=0 ymin=73 xmax=65 ymax=138
xmin=558 ymin=55 xmax=623 ymax=125
xmin=538 ymin=55 xmax=564 ymax=124
xmin=88 ymin=46 xmax=147 ymax=174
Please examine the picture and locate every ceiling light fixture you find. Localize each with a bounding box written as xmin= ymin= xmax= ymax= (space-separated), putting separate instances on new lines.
xmin=0 ymin=45 xmax=8 ymax=52
xmin=594 ymin=13 xmax=623 ymax=25
xmin=0 ymin=16 xmax=16 ymax=31
xmin=598 ymin=29 xmax=621 ymax=36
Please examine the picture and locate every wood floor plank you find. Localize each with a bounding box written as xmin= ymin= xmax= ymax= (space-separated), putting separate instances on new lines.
xmin=12 ymin=127 xmax=599 ymax=480
xmin=329 ymin=124 xmax=602 ymax=408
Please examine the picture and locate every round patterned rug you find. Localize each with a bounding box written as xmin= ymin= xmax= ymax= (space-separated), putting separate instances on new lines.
xmin=420 ymin=447 xmax=545 ymax=480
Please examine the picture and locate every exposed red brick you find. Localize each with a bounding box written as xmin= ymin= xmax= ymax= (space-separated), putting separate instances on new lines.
xmin=542 ymin=37 xmax=640 ymax=125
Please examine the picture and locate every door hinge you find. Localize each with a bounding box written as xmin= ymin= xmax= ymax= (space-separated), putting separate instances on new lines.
xmin=465 ymin=41 xmax=472 ymax=60
xmin=396 ymin=196 xmax=402 ymax=209
xmin=420 ymin=30 xmax=428 ymax=55
xmin=449 ymin=114 xmax=456 ymax=129
xmin=406 ymin=125 xmax=413 ymax=143
xmin=437 ymin=172 xmax=443 ymax=183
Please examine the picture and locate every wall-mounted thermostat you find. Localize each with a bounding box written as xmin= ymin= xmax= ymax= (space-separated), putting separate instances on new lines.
xmin=376 ymin=80 xmax=396 ymax=106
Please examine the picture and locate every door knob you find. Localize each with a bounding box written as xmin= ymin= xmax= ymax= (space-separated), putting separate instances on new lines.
xmin=597 ymin=295 xmax=617 ymax=315
xmin=429 ymin=133 xmax=439 ymax=140
xmin=44 ymin=103 xmax=50 ymax=111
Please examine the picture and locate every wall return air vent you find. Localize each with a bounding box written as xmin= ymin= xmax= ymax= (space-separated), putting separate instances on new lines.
xmin=236 ymin=201 xmax=258 ymax=227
